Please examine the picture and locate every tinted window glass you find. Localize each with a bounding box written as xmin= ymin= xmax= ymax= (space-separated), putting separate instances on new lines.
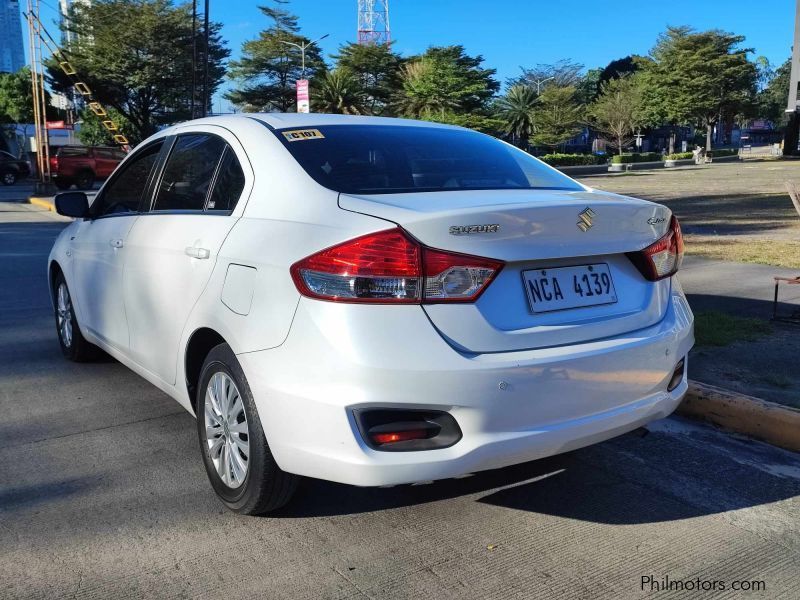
xmin=58 ymin=147 xmax=89 ymax=157
xmin=274 ymin=125 xmax=582 ymax=194
xmin=207 ymin=147 xmax=245 ymax=212
xmin=93 ymin=141 xmax=163 ymax=217
xmin=153 ymin=134 xmax=225 ymax=211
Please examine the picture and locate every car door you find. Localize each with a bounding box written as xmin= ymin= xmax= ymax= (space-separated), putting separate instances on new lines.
xmin=93 ymin=148 xmax=118 ymax=178
xmin=70 ymin=140 xmax=166 ymax=351
xmin=123 ymin=130 xmax=249 ymax=385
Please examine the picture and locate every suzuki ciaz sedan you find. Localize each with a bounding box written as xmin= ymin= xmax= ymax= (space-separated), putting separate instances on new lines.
xmin=49 ymin=114 xmax=693 ymax=514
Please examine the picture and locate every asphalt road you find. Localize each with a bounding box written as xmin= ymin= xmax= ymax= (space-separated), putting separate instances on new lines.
xmin=1 ymin=202 xmax=799 ymax=599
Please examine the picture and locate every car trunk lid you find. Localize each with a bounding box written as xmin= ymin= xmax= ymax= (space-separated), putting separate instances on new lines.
xmin=339 ymin=189 xmax=673 ymax=353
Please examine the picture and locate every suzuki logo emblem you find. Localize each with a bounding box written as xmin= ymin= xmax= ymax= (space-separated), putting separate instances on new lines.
xmin=577 ymin=207 xmax=596 ymax=232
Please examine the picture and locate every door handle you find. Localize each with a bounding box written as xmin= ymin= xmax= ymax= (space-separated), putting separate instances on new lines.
xmin=185 ymin=246 xmax=210 ymax=259
xmin=110 ymin=239 xmax=123 ymax=248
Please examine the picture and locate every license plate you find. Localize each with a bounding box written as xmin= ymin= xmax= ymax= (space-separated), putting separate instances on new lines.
xmin=522 ymin=264 xmax=618 ymax=313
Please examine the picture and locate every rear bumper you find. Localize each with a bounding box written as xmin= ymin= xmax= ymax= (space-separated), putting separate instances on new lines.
xmin=238 ymin=280 xmax=694 ymax=487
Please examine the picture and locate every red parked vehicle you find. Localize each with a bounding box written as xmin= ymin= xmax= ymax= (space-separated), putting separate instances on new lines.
xmin=49 ymin=146 xmax=127 ymax=190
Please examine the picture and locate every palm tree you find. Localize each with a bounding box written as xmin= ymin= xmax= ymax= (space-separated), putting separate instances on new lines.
xmin=496 ymin=84 xmax=538 ymax=148
xmin=313 ymin=68 xmax=367 ymax=115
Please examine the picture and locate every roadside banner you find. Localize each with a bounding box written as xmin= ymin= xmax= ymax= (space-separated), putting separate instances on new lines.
xmin=297 ymin=79 xmax=310 ymax=113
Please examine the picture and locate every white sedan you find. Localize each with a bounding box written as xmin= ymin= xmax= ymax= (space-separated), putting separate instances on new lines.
xmin=48 ymin=114 xmax=693 ymax=514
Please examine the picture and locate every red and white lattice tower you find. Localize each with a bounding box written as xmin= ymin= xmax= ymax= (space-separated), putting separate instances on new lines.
xmin=357 ymin=0 xmax=390 ymax=45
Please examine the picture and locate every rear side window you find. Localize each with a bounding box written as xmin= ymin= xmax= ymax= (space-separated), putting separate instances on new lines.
xmin=273 ymin=125 xmax=582 ymax=195
xmin=58 ymin=147 xmax=89 ymax=157
xmin=153 ymin=134 xmax=226 ymax=212
xmin=92 ymin=141 xmax=163 ymax=217
xmin=94 ymin=148 xmax=120 ymax=159
xmin=207 ymin=147 xmax=245 ymax=212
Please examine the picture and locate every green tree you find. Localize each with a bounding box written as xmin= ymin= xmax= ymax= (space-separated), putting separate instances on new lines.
xmin=642 ymin=26 xmax=757 ymax=151
xmin=395 ymin=45 xmax=498 ymax=119
xmin=0 ymin=68 xmax=38 ymax=124
xmin=47 ymin=0 xmax=229 ymax=144
xmin=757 ymin=58 xmax=791 ymax=127
xmin=575 ymin=68 xmax=602 ymax=105
xmin=332 ymin=42 xmax=403 ymax=115
xmin=226 ymin=1 xmax=325 ymax=112
xmin=589 ymin=75 xmax=645 ymax=156
xmin=313 ymin=68 xmax=367 ymax=114
xmin=77 ymin=107 xmax=133 ymax=146
xmin=531 ymin=86 xmax=584 ymax=150
xmin=495 ymin=84 xmax=537 ymax=148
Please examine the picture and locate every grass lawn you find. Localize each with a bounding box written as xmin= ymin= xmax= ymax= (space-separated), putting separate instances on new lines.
xmin=693 ymin=310 xmax=772 ymax=346
xmin=685 ymin=236 xmax=800 ymax=269
xmin=581 ymin=162 xmax=800 ymax=269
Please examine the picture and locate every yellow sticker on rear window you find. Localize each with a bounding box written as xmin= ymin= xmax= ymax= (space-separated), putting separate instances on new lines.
xmin=282 ymin=129 xmax=325 ymax=142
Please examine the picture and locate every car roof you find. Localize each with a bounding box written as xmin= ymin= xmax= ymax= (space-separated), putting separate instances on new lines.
xmin=167 ymin=112 xmax=461 ymax=132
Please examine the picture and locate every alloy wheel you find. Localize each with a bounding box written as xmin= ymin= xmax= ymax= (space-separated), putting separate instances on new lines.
xmin=204 ymin=371 xmax=250 ymax=489
xmin=56 ymin=282 xmax=73 ymax=348
xmin=2 ymin=172 xmax=15 ymax=185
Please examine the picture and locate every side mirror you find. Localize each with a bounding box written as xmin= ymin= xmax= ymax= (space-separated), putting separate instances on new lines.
xmin=55 ymin=191 xmax=90 ymax=219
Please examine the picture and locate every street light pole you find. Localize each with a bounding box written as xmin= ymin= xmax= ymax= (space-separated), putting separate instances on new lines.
xmin=280 ymin=34 xmax=329 ymax=112
xmin=532 ymin=76 xmax=555 ymax=95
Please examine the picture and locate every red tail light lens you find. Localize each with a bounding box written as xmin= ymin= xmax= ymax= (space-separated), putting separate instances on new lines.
xmin=290 ymin=228 xmax=503 ymax=303
xmin=627 ymin=216 xmax=684 ymax=281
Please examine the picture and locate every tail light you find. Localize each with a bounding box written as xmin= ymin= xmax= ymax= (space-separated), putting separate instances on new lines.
xmin=626 ymin=216 xmax=684 ymax=281
xmin=291 ymin=228 xmax=503 ymax=304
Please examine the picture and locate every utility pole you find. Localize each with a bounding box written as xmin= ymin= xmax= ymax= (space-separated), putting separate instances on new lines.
xmin=202 ymin=0 xmax=209 ymax=117
xmin=784 ymin=0 xmax=800 ymax=155
xmin=191 ymin=0 xmax=197 ymax=118
xmin=26 ymin=0 xmax=52 ymax=192
xmin=279 ymin=34 xmax=328 ymax=113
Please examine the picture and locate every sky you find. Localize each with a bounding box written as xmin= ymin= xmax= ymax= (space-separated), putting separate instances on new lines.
xmin=31 ymin=0 xmax=797 ymax=111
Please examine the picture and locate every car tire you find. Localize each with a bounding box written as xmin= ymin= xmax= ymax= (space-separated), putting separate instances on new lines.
xmin=54 ymin=179 xmax=72 ymax=191
xmin=75 ymin=171 xmax=94 ymax=190
xmin=53 ymin=272 xmax=98 ymax=362
xmin=196 ymin=343 xmax=298 ymax=515
xmin=1 ymin=171 xmax=16 ymax=186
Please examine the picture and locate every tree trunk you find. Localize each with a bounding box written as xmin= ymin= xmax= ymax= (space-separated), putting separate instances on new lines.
xmin=668 ymin=131 xmax=675 ymax=155
xmin=705 ymin=123 xmax=713 ymax=153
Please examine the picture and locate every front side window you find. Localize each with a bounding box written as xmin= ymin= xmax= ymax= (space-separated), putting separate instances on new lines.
xmin=152 ymin=134 xmax=226 ymax=212
xmin=92 ymin=141 xmax=163 ymax=217
xmin=272 ymin=125 xmax=583 ymax=195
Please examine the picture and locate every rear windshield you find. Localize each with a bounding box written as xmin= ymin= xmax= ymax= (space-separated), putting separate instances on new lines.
xmin=273 ymin=124 xmax=582 ymax=194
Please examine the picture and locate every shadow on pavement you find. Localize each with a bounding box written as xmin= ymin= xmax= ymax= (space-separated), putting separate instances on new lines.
xmin=686 ymin=293 xmax=799 ymax=320
xmin=268 ymin=425 xmax=800 ymax=523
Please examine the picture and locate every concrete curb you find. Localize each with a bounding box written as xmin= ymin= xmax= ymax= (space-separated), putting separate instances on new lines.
xmin=678 ymin=380 xmax=800 ymax=452
xmin=28 ymin=196 xmax=55 ymax=211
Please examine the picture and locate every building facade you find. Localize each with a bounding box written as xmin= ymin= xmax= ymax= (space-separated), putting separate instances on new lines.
xmin=0 ymin=0 xmax=25 ymax=73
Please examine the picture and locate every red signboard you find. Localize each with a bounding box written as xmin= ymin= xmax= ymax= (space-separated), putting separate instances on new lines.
xmin=296 ymin=79 xmax=309 ymax=114
xmin=46 ymin=121 xmax=72 ymax=130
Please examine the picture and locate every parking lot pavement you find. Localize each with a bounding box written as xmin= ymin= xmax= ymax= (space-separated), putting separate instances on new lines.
xmin=1 ymin=204 xmax=800 ymax=599
xmin=0 ymin=182 xmax=34 ymax=203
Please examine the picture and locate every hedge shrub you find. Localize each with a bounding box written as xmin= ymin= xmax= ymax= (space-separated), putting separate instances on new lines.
xmin=610 ymin=152 xmax=663 ymax=164
xmin=665 ymin=152 xmax=694 ymax=160
xmin=539 ymin=153 xmax=607 ymax=167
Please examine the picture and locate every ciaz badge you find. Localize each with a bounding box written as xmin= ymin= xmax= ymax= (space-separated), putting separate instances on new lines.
xmin=449 ymin=224 xmax=501 ymax=235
